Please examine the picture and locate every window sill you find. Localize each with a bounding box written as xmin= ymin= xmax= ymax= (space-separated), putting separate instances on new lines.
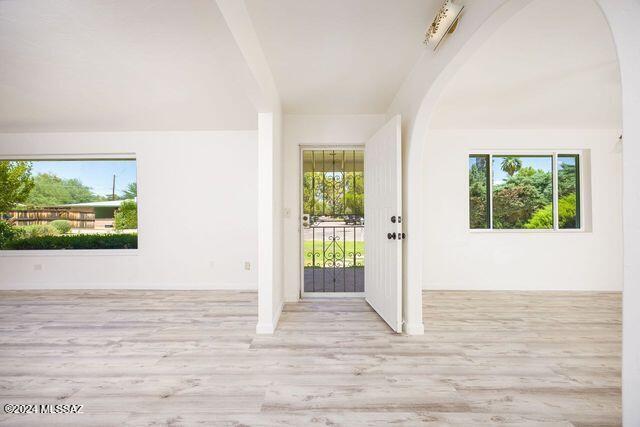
xmin=0 ymin=249 xmax=140 ymax=257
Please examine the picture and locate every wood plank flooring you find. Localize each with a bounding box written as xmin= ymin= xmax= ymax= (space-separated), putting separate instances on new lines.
xmin=0 ymin=291 xmax=621 ymax=426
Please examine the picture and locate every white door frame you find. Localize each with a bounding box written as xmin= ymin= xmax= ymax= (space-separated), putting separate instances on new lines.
xmin=299 ymin=145 xmax=365 ymax=299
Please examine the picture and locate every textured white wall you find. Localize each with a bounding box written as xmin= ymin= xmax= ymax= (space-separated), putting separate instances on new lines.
xmin=422 ymin=129 xmax=622 ymax=290
xmin=421 ymin=0 xmax=623 ymax=291
xmin=256 ymin=111 xmax=285 ymax=333
xmin=595 ymin=0 xmax=640 ymax=423
xmin=0 ymin=131 xmax=258 ymax=290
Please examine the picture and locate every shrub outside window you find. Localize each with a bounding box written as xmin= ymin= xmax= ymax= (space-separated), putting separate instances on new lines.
xmin=0 ymin=158 xmax=138 ymax=250
xmin=469 ymin=153 xmax=581 ymax=231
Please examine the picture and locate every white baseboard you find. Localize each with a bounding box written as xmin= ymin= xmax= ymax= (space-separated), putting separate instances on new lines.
xmin=423 ymin=283 xmax=623 ymax=291
xmin=0 ymin=282 xmax=258 ymax=291
xmin=255 ymin=322 xmax=275 ymax=334
xmin=404 ymin=322 xmax=425 ymax=335
xmin=255 ymin=301 xmax=284 ymax=335
xmin=284 ymin=293 xmax=300 ymax=303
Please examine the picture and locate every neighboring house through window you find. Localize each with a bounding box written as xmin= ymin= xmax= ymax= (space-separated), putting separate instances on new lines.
xmin=0 ymin=158 xmax=138 ymax=250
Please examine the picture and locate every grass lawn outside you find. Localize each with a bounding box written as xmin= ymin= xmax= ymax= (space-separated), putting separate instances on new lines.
xmin=303 ymin=240 xmax=364 ymax=267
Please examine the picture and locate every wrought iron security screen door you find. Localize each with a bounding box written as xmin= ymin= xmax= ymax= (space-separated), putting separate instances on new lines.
xmin=301 ymin=148 xmax=365 ymax=295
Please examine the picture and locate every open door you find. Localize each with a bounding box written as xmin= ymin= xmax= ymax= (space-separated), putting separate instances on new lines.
xmin=364 ymin=115 xmax=402 ymax=332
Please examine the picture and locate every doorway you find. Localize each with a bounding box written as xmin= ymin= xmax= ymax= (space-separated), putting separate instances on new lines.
xmin=301 ymin=148 xmax=365 ymax=296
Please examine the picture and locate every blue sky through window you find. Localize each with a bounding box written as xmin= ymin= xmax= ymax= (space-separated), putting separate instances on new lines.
xmin=492 ymin=156 xmax=552 ymax=185
xmin=29 ymin=160 xmax=137 ymax=196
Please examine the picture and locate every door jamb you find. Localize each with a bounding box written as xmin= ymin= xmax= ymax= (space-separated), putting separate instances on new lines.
xmin=298 ymin=145 xmax=365 ymax=299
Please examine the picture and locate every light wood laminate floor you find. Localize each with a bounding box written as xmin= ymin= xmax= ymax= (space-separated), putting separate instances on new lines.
xmin=0 ymin=291 xmax=621 ymax=426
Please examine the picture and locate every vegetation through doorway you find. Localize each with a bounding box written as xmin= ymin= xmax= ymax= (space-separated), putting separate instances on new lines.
xmin=301 ymin=149 xmax=365 ymax=294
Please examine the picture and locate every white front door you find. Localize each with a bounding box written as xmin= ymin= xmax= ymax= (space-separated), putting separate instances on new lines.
xmin=364 ymin=115 xmax=403 ymax=332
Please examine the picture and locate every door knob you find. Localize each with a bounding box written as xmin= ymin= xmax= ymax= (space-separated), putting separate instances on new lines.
xmin=387 ymin=232 xmax=396 ymax=240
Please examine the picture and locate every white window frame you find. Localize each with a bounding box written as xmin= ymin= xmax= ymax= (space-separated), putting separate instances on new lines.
xmin=0 ymin=153 xmax=139 ymax=256
xmin=467 ymin=150 xmax=585 ymax=233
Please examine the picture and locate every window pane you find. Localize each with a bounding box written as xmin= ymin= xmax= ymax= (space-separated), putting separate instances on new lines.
xmin=468 ymin=155 xmax=490 ymax=229
xmin=558 ymin=155 xmax=580 ymax=229
xmin=492 ymin=156 xmax=553 ymax=229
xmin=0 ymin=159 xmax=137 ymax=250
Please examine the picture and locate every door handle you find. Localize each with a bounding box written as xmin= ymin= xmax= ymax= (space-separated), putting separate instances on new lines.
xmin=387 ymin=232 xmax=396 ymax=240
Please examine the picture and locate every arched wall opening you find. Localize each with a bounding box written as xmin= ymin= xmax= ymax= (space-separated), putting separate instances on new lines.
xmin=403 ymin=0 xmax=640 ymax=422
xmin=423 ymin=0 xmax=623 ymax=291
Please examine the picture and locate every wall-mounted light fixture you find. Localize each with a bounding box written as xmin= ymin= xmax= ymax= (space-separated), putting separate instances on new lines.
xmin=423 ymin=0 xmax=464 ymax=50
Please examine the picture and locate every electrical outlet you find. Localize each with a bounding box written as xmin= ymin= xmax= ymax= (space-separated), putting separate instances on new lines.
xmin=244 ymin=262 xmax=251 ymax=271
xmin=209 ymin=261 xmax=215 ymax=269
xmin=283 ymin=207 xmax=291 ymax=218
xmin=33 ymin=264 xmax=43 ymax=271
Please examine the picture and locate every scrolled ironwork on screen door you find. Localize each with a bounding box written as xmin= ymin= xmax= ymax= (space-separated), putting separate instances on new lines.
xmin=302 ymin=149 xmax=365 ymax=293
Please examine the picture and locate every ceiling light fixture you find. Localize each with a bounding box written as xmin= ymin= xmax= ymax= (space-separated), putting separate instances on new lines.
xmin=424 ymin=0 xmax=464 ymax=50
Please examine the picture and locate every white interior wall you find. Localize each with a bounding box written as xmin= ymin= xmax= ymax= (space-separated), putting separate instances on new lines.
xmin=273 ymin=111 xmax=284 ymax=321
xmin=282 ymin=115 xmax=386 ymax=301
xmin=421 ymin=0 xmax=622 ymax=291
xmin=597 ymin=0 xmax=640 ymax=422
xmin=0 ymin=131 xmax=258 ymax=290
xmin=214 ymin=0 xmax=284 ymax=334
xmin=256 ymin=112 xmax=285 ymax=333
xmin=423 ymin=129 xmax=622 ymax=290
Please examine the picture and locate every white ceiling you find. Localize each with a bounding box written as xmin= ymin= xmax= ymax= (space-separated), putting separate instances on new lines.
xmin=245 ymin=0 xmax=434 ymax=114
xmin=2 ymin=0 xmax=616 ymax=132
xmin=0 ymin=0 xmax=258 ymax=132
xmin=430 ymin=0 xmax=622 ymax=129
